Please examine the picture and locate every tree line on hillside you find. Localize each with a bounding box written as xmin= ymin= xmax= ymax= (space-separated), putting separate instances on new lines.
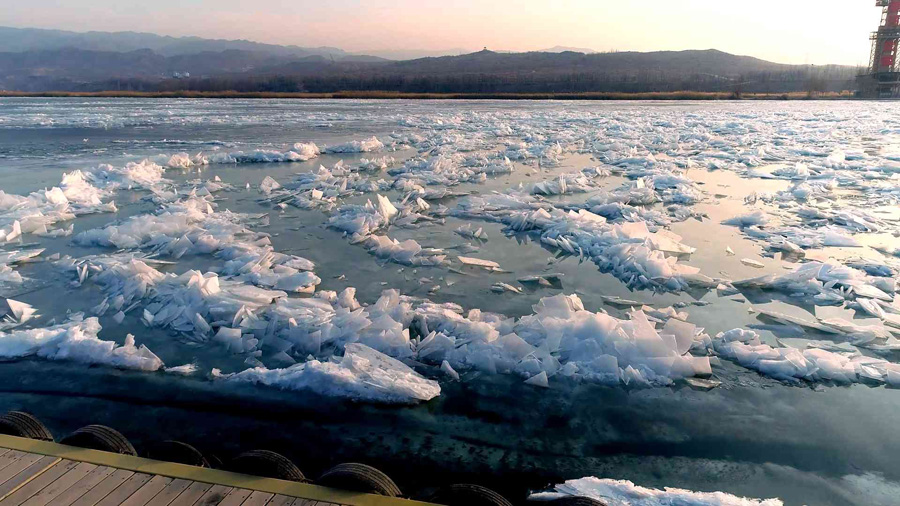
xmin=10 ymin=67 xmax=860 ymax=95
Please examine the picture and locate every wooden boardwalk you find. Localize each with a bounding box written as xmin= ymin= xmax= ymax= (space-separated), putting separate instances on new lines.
xmin=0 ymin=437 xmax=435 ymax=506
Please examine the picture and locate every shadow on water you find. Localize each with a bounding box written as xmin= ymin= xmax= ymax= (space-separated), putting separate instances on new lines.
xmin=0 ymin=358 xmax=896 ymax=505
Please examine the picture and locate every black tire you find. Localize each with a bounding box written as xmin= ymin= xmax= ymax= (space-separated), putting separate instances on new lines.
xmin=148 ymin=440 xmax=210 ymax=468
xmin=59 ymin=425 xmax=137 ymax=456
xmin=0 ymin=412 xmax=54 ymax=441
xmin=548 ymin=497 xmax=608 ymax=506
xmin=317 ymin=463 xmax=401 ymax=497
xmin=206 ymin=453 xmax=224 ymax=469
xmin=229 ymin=450 xmax=305 ymax=482
xmin=430 ymin=484 xmax=512 ymax=506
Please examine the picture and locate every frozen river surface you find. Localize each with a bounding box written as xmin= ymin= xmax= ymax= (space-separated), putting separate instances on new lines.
xmin=1 ymin=98 xmax=900 ymax=505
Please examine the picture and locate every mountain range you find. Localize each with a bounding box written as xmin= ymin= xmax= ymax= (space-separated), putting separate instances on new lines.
xmin=0 ymin=26 xmax=859 ymax=94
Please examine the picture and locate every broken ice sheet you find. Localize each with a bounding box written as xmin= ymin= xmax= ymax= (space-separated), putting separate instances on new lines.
xmin=531 ymin=476 xmax=783 ymax=506
xmin=740 ymin=258 xmax=765 ymax=269
xmin=218 ymin=343 xmax=440 ymax=404
xmin=457 ymin=255 xmax=502 ymax=271
xmin=0 ymin=316 xmax=163 ymax=372
xmin=491 ymin=282 xmax=522 ymax=294
xmin=712 ymin=328 xmax=900 ymax=386
xmin=1 ymin=298 xmax=37 ymax=325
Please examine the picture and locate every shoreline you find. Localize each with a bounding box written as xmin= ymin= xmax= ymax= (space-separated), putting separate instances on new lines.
xmin=0 ymin=90 xmax=857 ymax=100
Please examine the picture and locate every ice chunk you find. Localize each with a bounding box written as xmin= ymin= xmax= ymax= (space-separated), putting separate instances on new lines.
xmin=491 ymin=282 xmax=522 ymax=294
xmin=1 ymin=299 xmax=36 ymax=324
xmin=165 ymin=363 xmax=199 ymax=375
xmin=723 ymin=210 xmax=769 ymax=227
xmin=221 ymin=343 xmax=440 ymax=404
xmin=324 ymin=136 xmax=384 ymax=154
xmin=458 ymin=256 xmax=501 ymax=270
xmin=740 ymin=258 xmax=765 ymax=268
xmin=714 ymin=327 xmax=900 ymax=386
xmin=532 ymin=476 xmax=783 ymax=506
xmin=259 ymin=176 xmax=282 ymax=194
xmin=525 ymin=371 xmax=549 ymax=388
xmin=441 ymin=360 xmax=460 ymax=380
xmin=0 ymin=317 xmax=163 ymax=371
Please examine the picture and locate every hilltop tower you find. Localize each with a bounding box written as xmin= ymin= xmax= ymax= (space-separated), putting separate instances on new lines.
xmin=860 ymin=1 xmax=900 ymax=97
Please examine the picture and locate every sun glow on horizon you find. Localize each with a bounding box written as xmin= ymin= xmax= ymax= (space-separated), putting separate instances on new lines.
xmin=0 ymin=0 xmax=882 ymax=65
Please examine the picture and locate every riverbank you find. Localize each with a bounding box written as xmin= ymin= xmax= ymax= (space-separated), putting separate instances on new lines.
xmin=0 ymin=90 xmax=856 ymax=100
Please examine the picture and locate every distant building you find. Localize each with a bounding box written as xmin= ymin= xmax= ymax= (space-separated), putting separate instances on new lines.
xmin=172 ymin=72 xmax=191 ymax=79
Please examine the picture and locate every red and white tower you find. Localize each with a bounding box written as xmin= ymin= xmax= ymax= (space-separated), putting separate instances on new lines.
xmin=863 ymin=1 xmax=900 ymax=96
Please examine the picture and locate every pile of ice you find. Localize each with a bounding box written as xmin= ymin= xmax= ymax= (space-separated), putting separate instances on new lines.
xmin=83 ymin=160 xmax=169 ymax=191
xmin=0 ymin=170 xmax=119 ymax=244
xmin=208 ymin=142 xmax=321 ymax=164
xmin=267 ymin=288 xmax=416 ymax=359
xmin=327 ymin=194 xmax=446 ymax=266
xmin=0 ymin=249 xmax=43 ymax=285
xmin=0 ymin=298 xmax=37 ymax=329
xmin=328 ymin=194 xmax=400 ymax=239
xmin=61 ymin=256 xmax=287 ymax=344
xmin=531 ymin=476 xmax=783 ymax=506
xmin=512 ymin=206 xmax=709 ymax=291
xmin=75 ymin=196 xmax=320 ymax=293
xmin=528 ymin=167 xmax=610 ymax=196
xmin=259 ymin=162 xmax=384 ymax=211
xmin=713 ymin=328 xmax=900 ymax=385
xmin=388 ymin=154 xmax=514 ymax=188
xmin=201 ymin=138 xmax=382 ymax=166
xmin=734 ymin=261 xmax=895 ymax=305
xmin=217 ymin=343 xmax=440 ymax=404
xmin=452 ymin=181 xmax=712 ymax=292
xmin=360 ymin=235 xmax=447 ymax=266
xmin=323 ymin=136 xmax=384 ymax=154
xmin=74 ymin=196 xmax=246 ymax=252
xmin=416 ymin=293 xmax=712 ymax=386
xmin=0 ymin=316 xmax=163 ymax=372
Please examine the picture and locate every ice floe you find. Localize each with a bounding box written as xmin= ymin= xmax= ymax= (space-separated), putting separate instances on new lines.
xmin=532 ymin=476 xmax=783 ymax=506
xmin=713 ymin=328 xmax=900 ymax=385
xmin=217 ymin=343 xmax=440 ymax=404
xmin=0 ymin=316 xmax=163 ymax=371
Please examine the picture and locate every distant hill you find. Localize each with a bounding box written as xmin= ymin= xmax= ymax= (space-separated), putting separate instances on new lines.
xmin=540 ymin=46 xmax=597 ymax=54
xmin=0 ymin=26 xmax=355 ymax=59
xmin=0 ymin=26 xmax=859 ymax=94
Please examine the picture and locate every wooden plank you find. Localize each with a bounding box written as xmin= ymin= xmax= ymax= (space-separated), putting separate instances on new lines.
xmin=91 ymin=473 xmax=152 ymax=506
xmin=239 ymin=491 xmax=272 ymax=506
xmin=144 ymin=478 xmax=191 ymax=506
xmin=70 ymin=470 xmax=140 ymax=506
xmin=0 ymin=459 xmax=79 ymax=505
xmin=0 ymin=456 xmax=60 ymax=500
xmin=0 ymin=450 xmax=10 ymax=460
xmin=118 ymin=475 xmax=172 ymax=506
xmin=264 ymin=496 xmax=294 ymax=506
xmin=168 ymin=482 xmax=211 ymax=506
xmin=191 ymin=485 xmax=232 ymax=506
xmin=18 ymin=461 xmax=98 ymax=506
xmin=38 ymin=466 xmax=115 ymax=506
xmin=0 ymin=451 xmax=25 ymax=475
xmin=0 ymin=453 xmax=42 ymax=488
xmin=215 ymin=488 xmax=251 ymax=506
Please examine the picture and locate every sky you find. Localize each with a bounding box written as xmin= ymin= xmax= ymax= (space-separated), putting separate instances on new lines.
xmin=0 ymin=0 xmax=882 ymax=65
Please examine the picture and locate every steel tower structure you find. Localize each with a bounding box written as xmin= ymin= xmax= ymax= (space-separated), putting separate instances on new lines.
xmin=861 ymin=1 xmax=900 ymax=97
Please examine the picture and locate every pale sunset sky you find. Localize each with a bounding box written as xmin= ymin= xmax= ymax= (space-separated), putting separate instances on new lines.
xmin=0 ymin=0 xmax=883 ymax=65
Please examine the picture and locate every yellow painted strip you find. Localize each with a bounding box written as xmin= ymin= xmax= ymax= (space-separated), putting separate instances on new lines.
xmin=0 ymin=436 xmax=438 ymax=506
xmin=0 ymin=456 xmax=61 ymax=502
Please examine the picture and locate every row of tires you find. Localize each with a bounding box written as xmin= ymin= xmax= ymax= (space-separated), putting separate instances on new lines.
xmin=0 ymin=411 xmax=604 ymax=506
